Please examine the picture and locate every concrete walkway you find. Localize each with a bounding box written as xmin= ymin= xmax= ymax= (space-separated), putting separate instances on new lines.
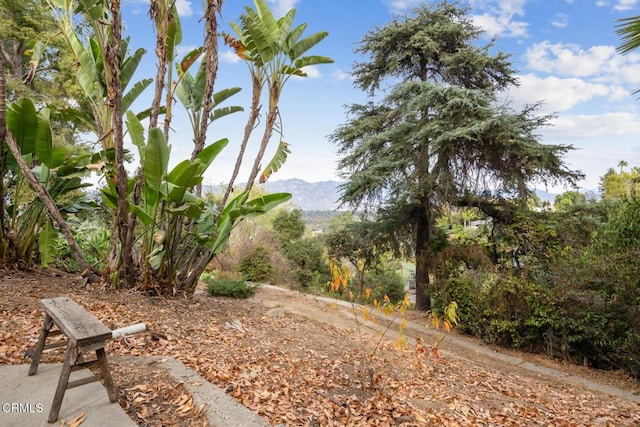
xmin=0 ymin=363 xmax=135 ymax=427
xmin=0 ymin=358 xmax=269 ymax=427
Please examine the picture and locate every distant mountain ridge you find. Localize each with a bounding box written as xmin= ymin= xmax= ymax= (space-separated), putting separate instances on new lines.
xmin=203 ymin=179 xmax=569 ymax=211
xmin=263 ymin=179 xmax=343 ymax=211
xmin=202 ymin=179 xmax=343 ymax=211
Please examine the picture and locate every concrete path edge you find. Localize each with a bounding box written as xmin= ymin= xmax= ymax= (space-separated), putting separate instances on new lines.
xmin=140 ymin=356 xmax=269 ymax=427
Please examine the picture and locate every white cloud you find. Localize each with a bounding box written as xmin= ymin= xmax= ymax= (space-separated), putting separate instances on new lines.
xmin=383 ymin=0 xmax=422 ymax=13
xmin=175 ymin=0 xmax=193 ymax=17
xmin=545 ymin=112 xmax=640 ymax=139
xmin=551 ymin=13 xmax=569 ymax=29
xmin=292 ymin=65 xmax=322 ymax=80
xmin=330 ymin=68 xmax=350 ymax=82
xmin=469 ymin=0 xmax=529 ymax=38
xmin=596 ymin=0 xmax=639 ymax=9
xmin=524 ymin=41 xmax=640 ymax=86
xmin=267 ymin=0 xmax=300 ymax=17
xmin=525 ymin=42 xmax=618 ymax=77
xmin=301 ymin=65 xmax=321 ymax=78
xmin=384 ymin=0 xmax=529 ymax=37
xmin=538 ymin=112 xmax=640 ymax=191
xmin=614 ymin=0 xmax=640 ymax=11
xmin=508 ymin=74 xmax=612 ymax=112
xmin=220 ymin=50 xmax=242 ymax=64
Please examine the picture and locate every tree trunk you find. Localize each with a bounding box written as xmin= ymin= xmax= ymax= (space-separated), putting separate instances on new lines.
xmin=191 ymin=0 xmax=221 ymax=197
xmin=4 ymin=132 xmax=95 ymax=277
xmin=221 ymin=74 xmax=262 ymax=207
xmin=0 ymin=61 xmax=7 ymax=260
xmin=244 ymin=105 xmax=277 ymax=193
xmin=107 ymin=0 xmax=133 ymax=286
xmin=414 ymin=211 xmax=432 ymax=311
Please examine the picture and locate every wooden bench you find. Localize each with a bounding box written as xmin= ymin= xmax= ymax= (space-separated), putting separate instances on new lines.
xmin=28 ymin=297 xmax=117 ymax=423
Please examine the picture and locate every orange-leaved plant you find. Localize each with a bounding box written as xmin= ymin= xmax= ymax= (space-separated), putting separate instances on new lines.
xmin=328 ymin=259 xmax=412 ymax=389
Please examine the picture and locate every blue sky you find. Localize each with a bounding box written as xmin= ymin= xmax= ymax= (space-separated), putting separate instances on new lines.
xmin=121 ymin=0 xmax=640 ymax=193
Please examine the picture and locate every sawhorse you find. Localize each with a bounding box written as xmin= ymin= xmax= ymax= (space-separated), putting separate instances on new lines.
xmin=28 ymin=296 xmax=117 ymax=423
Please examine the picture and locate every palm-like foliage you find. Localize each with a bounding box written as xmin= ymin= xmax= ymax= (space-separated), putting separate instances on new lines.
xmin=174 ymin=55 xmax=244 ymax=147
xmin=47 ymin=0 xmax=151 ymax=145
xmin=223 ymin=0 xmax=333 ymax=195
xmin=617 ymin=15 xmax=640 ymax=94
xmin=5 ymin=97 xmax=97 ymax=267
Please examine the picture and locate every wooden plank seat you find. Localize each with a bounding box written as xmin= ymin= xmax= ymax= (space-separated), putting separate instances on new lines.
xmin=28 ymin=296 xmax=117 ymax=423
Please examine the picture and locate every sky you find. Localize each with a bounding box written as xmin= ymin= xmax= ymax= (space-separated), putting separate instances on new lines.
xmin=119 ymin=0 xmax=640 ymax=193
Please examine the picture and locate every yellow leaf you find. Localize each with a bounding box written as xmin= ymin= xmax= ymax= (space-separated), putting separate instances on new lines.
xmin=362 ymin=307 xmax=370 ymax=322
xmin=365 ymin=288 xmax=371 ymax=299
xmin=384 ymin=305 xmax=393 ymax=317
xmin=69 ymin=412 xmax=87 ymax=427
xmin=444 ymin=320 xmax=451 ymax=333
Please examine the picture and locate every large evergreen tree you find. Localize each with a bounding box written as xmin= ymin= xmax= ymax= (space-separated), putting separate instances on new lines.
xmin=331 ymin=1 xmax=582 ymax=310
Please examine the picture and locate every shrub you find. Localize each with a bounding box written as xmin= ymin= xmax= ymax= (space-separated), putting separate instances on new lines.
xmin=282 ymin=237 xmax=330 ymax=288
xmin=237 ymin=246 xmax=273 ymax=282
xmin=432 ymin=277 xmax=477 ymax=333
xmin=201 ymin=274 xmax=259 ymax=299
xmin=480 ymin=277 xmax=558 ymax=351
xmin=363 ymin=268 xmax=406 ymax=304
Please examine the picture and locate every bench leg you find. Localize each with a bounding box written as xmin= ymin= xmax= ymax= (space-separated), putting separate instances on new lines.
xmin=29 ymin=314 xmax=53 ymax=376
xmin=48 ymin=341 xmax=78 ymax=424
xmin=96 ymin=347 xmax=118 ymax=403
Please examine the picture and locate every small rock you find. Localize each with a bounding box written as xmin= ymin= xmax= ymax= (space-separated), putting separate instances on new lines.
xmin=266 ymin=307 xmax=285 ymax=318
xmin=224 ymin=319 xmax=246 ymax=332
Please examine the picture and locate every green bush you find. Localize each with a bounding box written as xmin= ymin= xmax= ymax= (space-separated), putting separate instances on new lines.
xmin=363 ymin=268 xmax=406 ymax=304
xmin=282 ymin=238 xmax=330 ymax=288
xmin=432 ymin=277 xmax=477 ymax=333
xmin=237 ymin=246 xmax=273 ymax=282
xmin=431 ymin=197 xmax=640 ymax=379
xmin=201 ymin=274 xmax=259 ymax=299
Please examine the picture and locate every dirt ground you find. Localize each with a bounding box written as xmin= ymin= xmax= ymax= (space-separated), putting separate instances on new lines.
xmin=1 ymin=266 xmax=639 ymax=426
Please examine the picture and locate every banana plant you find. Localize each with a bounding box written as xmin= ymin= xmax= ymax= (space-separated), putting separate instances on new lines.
xmin=113 ymin=111 xmax=290 ymax=293
xmin=47 ymin=0 xmax=151 ymax=146
xmin=174 ymin=53 xmax=244 ymax=173
xmin=5 ymin=97 xmax=97 ymax=268
xmin=224 ymin=0 xmax=333 ymax=195
xmin=47 ymin=0 xmax=155 ymax=282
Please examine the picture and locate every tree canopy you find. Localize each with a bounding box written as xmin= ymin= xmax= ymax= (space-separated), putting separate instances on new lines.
xmin=331 ymin=1 xmax=582 ymax=310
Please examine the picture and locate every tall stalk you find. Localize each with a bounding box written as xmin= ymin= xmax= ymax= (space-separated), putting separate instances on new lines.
xmin=105 ymin=0 xmax=132 ymax=286
xmin=0 ymin=61 xmax=6 ymax=260
xmin=220 ymin=55 xmax=263 ymax=208
xmin=191 ymin=0 xmax=222 ymax=197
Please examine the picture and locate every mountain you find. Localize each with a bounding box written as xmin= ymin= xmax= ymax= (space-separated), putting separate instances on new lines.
xmin=263 ymin=179 xmax=343 ymax=211
xmin=204 ymin=180 xmax=595 ymax=211
xmin=202 ymin=179 xmax=344 ymax=211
